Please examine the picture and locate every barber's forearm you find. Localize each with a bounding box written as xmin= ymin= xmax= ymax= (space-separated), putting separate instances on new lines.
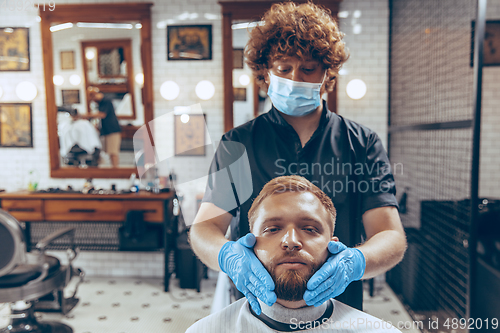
xmin=356 ymin=230 xmax=407 ymax=279
xmin=189 ymin=222 xmax=229 ymax=271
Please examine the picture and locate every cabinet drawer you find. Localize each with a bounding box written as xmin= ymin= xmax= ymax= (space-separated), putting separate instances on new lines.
xmin=1 ymin=200 xmax=43 ymax=221
xmin=44 ymin=200 xmax=124 ymax=221
xmin=125 ymin=201 xmax=164 ymax=222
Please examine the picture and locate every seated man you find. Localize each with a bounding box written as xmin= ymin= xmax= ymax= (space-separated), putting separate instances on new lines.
xmin=187 ymin=175 xmax=401 ymax=332
xmin=59 ymin=108 xmax=102 ymax=167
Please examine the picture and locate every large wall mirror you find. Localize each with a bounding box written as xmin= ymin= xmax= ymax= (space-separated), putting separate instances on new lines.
xmin=40 ymin=3 xmax=153 ymax=178
xmin=219 ymin=0 xmax=341 ymax=132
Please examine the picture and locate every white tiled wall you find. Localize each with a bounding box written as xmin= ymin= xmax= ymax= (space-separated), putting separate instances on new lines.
xmin=337 ymin=0 xmax=389 ymax=149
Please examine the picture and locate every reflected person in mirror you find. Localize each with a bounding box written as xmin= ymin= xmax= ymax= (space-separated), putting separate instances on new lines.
xmin=83 ymin=86 xmax=122 ymax=168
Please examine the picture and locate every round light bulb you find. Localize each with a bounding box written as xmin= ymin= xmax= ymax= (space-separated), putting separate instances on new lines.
xmin=69 ymin=74 xmax=81 ymax=86
xmin=160 ymin=81 xmax=180 ymax=100
xmin=239 ymin=74 xmax=250 ymax=86
xmin=346 ymin=79 xmax=367 ymax=100
xmin=180 ymin=114 xmax=190 ymax=123
xmin=353 ymin=24 xmax=362 ymax=35
xmin=135 ymin=73 xmax=144 ymax=86
xmin=195 ymin=80 xmax=215 ymax=100
xmin=53 ymin=75 xmax=64 ymax=86
xmin=16 ymin=81 xmax=37 ymax=101
xmin=85 ymin=50 xmax=95 ymax=60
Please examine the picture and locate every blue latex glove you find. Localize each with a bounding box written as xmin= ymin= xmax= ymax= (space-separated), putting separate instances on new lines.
xmin=303 ymin=241 xmax=365 ymax=307
xmin=218 ymin=233 xmax=277 ymax=315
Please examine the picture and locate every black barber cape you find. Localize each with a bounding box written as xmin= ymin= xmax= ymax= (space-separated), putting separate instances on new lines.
xmin=203 ymin=101 xmax=399 ymax=310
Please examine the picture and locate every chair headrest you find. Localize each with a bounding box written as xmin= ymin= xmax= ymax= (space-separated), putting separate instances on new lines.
xmin=0 ymin=210 xmax=27 ymax=277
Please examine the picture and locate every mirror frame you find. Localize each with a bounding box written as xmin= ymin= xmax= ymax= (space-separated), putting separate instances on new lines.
xmin=219 ymin=0 xmax=341 ymax=132
xmin=81 ymin=39 xmax=137 ymax=120
xmin=40 ymin=3 xmax=154 ymax=178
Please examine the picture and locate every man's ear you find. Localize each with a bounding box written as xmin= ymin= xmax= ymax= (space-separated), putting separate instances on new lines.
xmin=331 ymin=236 xmax=339 ymax=242
xmin=264 ymin=71 xmax=270 ymax=86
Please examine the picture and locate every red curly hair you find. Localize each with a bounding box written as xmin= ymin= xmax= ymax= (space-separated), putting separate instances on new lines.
xmin=245 ymin=1 xmax=348 ymax=92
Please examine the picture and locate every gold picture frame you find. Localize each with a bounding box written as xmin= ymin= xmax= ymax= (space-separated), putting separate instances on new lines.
xmin=174 ymin=114 xmax=206 ymax=156
xmin=233 ymin=87 xmax=247 ymax=101
xmin=471 ymin=20 xmax=500 ymax=66
xmin=60 ymin=50 xmax=75 ymax=70
xmin=484 ymin=21 xmax=500 ymax=66
xmin=0 ymin=27 xmax=30 ymax=71
xmin=167 ymin=25 xmax=212 ymax=61
xmin=233 ymin=48 xmax=244 ymax=69
xmin=61 ymin=90 xmax=81 ymax=105
xmin=0 ymin=103 xmax=33 ymax=147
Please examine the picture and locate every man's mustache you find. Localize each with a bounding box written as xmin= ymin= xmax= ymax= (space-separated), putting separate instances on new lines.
xmin=271 ymin=252 xmax=315 ymax=267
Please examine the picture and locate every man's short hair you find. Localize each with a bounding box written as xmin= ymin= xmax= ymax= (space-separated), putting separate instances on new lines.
xmin=248 ymin=175 xmax=337 ymax=235
xmin=245 ymin=2 xmax=349 ymax=92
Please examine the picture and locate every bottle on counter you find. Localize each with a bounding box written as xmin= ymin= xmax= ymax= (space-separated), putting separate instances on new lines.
xmin=82 ymin=178 xmax=94 ymax=194
xmin=28 ymin=170 xmax=40 ymax=192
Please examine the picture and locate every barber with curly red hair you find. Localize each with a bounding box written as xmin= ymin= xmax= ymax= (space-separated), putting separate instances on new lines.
xmin=190 ymin=2 xmax=406 ymax=314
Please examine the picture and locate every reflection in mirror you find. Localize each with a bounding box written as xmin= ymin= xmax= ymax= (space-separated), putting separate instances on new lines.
xmin=82 ymin=39 xmax=136 ymax=120
xmin=97 ymin=47 xmax=126 ymax=77
xmin=232 ymin=21 xmax=269 ymax=127
xmin=51 ymin=22 xmax=144 ymax=169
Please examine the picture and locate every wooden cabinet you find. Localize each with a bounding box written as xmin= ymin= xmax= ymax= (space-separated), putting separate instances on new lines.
xmin=0 ymin=192 xmax=171 ymax=223
xmin=0 ymin=191 xmax=176 ymax=292
xmin=44 ymin=200 xmax=125 ymax=221
xmin=1 ymin=199 xmax=43 ymax=221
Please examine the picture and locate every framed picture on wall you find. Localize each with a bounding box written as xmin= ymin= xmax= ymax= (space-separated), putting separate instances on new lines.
xmin=61 ymin=90 xmax=80 ymax=105
xmin=174 ymin=114 xmax=206 ymax=156
xmin=0 ymin=27 xmax=30 ymax=71
xmin=233 ymin=48 xmax=244 ymax=69
xmin=0 ymin=103 xmax=33 ymax=148
xmin=60 ymin=50 xmax=75 ymax=70
xmin=167 ymin=25 xmax=212 ymax=60
xmin=233 ymin=87 xmax=247 ymax=101
xmin=471 ymin=20 xmax=500 ymax=66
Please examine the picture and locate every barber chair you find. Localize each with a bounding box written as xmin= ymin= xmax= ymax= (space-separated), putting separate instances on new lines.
xmin=63 ymin=145 xmax=100 ymax=167
xmin=0 ymin=210 xmax=84 ymax=333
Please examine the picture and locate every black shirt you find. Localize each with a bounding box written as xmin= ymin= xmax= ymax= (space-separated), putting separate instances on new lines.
xmin=98 ymin=97 xmax=121 ymax=136
xmin=203 ymin=101 xmax=398 ymax=310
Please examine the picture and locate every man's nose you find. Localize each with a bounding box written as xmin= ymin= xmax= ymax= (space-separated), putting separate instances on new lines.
xmin=290 ymin=69 xmax=303 ymax=82
xmin=281 ymin=227 xmax=302 ymax=251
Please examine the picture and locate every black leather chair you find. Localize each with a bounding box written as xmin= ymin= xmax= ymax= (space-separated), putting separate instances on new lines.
xmin=0 ymin=209 xmax=84 ymax=333
xmin=63 ymin=145 xmax=100 ymax=168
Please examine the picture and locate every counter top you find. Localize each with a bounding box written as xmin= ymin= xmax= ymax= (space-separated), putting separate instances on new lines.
xmin=0 ymin=190 xmax=174 ymax=200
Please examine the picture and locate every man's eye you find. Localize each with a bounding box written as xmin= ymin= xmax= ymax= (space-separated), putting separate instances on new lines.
xmin=302 ymin=68 xmax=315 ymax=72
xmin=264 ymin=227 xmax=280 ymax=233
xmin=304 ymin=227 xmax=318 ymax=233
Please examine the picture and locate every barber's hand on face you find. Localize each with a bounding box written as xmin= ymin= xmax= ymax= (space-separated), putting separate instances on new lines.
xmin=303 ymin=241 xmax=365 ymax=307
xmin=218 ymin=233 xmax=277 ymax=315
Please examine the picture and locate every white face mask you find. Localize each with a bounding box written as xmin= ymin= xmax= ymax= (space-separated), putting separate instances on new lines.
xmin=267 ymin=72 xmax=326 ymax=117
